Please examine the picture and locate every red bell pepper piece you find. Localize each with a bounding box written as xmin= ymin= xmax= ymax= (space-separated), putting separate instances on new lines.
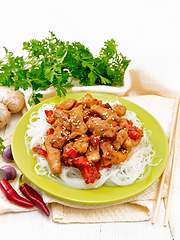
xmin=83 ymin=116 xmax=90 ymax=122
xmin=128 ymin=126 xmax=143 ymax=139
xmin=46 ymin=128 xmax=54 ymax=135
xmin=73 ymin=156 xmax=99 ymax=184
xmin=45 ymin=110 xmax=57 ymax=125
xmin=0 ymin=178 xmax=34 ymax=208
xmin=32 ymin=146 xmax=47 ymax=158
xmin=90 ymin=134 xmax=99 ymax=149
xmin=63 ymin=146 xmax=77 ymax=159
xmin=73 ymin=102 xmax=81 ymax=108
xmin=19 ymin=175 xmax=50 ymax=217
xmin=95 ymin=161 xmax=101 ymax=173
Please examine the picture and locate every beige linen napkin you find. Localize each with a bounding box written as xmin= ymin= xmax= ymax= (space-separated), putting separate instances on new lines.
xmin=0 ymin=54 xmax=180 ymax=223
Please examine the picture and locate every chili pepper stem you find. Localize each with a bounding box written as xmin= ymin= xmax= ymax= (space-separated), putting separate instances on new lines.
xmin=18 ymin=174 xmax=25 ymax=188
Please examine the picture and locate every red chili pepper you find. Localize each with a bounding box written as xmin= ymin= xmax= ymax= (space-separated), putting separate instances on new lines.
xmin=0 ymin=178 xmax=34 ymax=208
xmin=19 ymin=175 xmax=50 ymax=217
xmin=45 ymin=110 xmax=57 ymax=125
xmin=73 ymin=156 xmax=99 ymax=184
xmin=128 ymin=126 xmax=143 ymax=139
xmin=32 ymin=146 xmax=47 ymax=158
xmin=63 ymin=146 xmax=77 ymax=159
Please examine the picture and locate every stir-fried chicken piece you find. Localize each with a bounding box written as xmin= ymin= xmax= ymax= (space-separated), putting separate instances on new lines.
xmin=102 ymin=102 xmax=112 ymax=109
xmin=86 ymin=143 xmax=101 ymax=164
xmin=103 ymin=126 xmax=119 ymax=138
xmin=44 ymin=135 xmax=61 ymax=175
xmin=50 ymin=125 xmax=69 ymax=149
xmin=119 ymin=118 xmax=132 ymax=130
xmin=91 ymin=104 xmax=119 ymax=120
xmin=52 ymin=105 xmax=71 ymax=129
xmin=79 ymin=93 xmax=102 ymax=108
xmin=73 ymin=135 xmax=90 ymax=154
xmin=111 ymin=104 xmax=127 ymax=117
xmin=83 ymin=108 xmax=97 ymax=122
xmin=86 ymin=117 xmax=111 ymax=137
xmin=100 ymin=141 xmax=128 ymax=165
xmin=64 ymin=141 xmax=74 ymax=148
xmin=105 ymin=115 xmax=120 ymax=126
xmin=84 ymin=108 xmax=94 ymax=116
xmin=53 ymin=119 xmax=72 ymax=132
xmin=100 ymin=157 xmax=112 ymax=167
xmin=87 ymin=117 xmax=119 ymax=139
xmin=122 ymin=136 xmax=142 ymax=149
xmin=68 ymin=104 xmax=88 ymax=140
xmin=54 ymin=99 xmax=77 ymax=110
xmin=53 ymin=109 xmax=70 ymax=128
xmin=53 ymin=108 xmax=69 ymax=120
xmin=112 ymin=129 xmax=128 ymax=150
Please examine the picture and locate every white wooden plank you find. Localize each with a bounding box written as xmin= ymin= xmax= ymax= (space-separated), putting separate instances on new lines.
xmin=168 ymin=186 xmax=180 ymax=240
xmin=0 ymin=201 xmax=173 ymax=240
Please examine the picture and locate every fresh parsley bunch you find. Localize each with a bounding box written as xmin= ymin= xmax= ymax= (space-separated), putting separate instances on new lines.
xmin=0 ymin=31 xmax=130 ymax=105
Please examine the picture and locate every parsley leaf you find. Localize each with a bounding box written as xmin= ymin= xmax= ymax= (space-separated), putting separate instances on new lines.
xmin=98 ymin=39 xmax=131 ymax=86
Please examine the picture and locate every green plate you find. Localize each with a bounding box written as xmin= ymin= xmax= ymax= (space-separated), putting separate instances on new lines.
xmin=12 ymin=92 xmax=169 ymax=205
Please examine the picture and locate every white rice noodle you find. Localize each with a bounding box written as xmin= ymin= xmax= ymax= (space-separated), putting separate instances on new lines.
xmin=25 ymin=103 xmax=55 ymax=151
xmin=25 ymin=100 xmax=162 ymax=189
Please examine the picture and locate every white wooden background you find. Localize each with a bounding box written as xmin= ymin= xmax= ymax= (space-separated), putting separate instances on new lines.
xmin=0 ymin=1 xmax=180 ymax=239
